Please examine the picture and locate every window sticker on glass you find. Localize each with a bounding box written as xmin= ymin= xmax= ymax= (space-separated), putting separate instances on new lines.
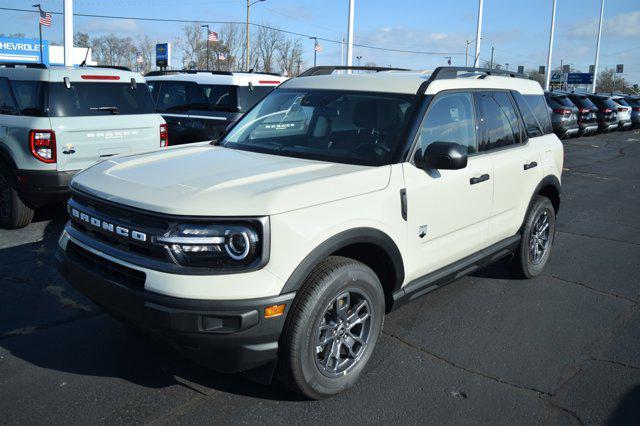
xmin=449 ymin=108 xmax=460 ymax=121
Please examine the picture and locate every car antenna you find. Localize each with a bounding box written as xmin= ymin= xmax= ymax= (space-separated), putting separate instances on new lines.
xmin=79 ymin=47 xmax=90 ymax=67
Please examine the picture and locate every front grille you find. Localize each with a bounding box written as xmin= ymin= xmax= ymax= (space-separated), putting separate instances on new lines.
xmin=69 ymin=191 xmax=169 ymax=261
xmin=67 ymin=240 xmax=146 ymax=290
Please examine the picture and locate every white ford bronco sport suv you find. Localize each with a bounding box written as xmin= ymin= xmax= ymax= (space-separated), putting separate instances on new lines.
xmin=56 ymin=66 xmax=563 ymax=399
xmin=0 ymin=63 xmax=167 ymax=229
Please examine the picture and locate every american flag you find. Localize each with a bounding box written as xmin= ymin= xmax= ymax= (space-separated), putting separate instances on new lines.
xmin=39 ymin=10 xmax=52 ymax=27
xmin=314 ymin=43 xmax=322 ymax=52
xmin=208 ymin=31 xmax=218 ymax=42
xmin=217 ymin=53 xmax=226 ymax=61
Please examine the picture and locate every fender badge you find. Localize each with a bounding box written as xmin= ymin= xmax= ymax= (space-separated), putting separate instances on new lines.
xmin=418 ymin=225 xmax=428 ymax=239
xmin=63 ymin=144 xmax=76 ymax=155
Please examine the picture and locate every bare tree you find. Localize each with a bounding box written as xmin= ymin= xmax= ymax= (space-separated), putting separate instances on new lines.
xmin=74 ymin=32 xmax=90 ymax=48
xmin=177 ymin=23 xmax=207 ymax=69
xmin=254 ymin=25 xmax=283 ymax=73
xmin=90 ymin=34 xmax=137 ymax=69
xmin=278 ymin=37 xmax=304 ymax=76
xmin=596 ymin=68 xmax=633 ymax=94
xmin=216 ymin=23 xmax=245 ymax=71
xmin=136 ymin=35 xmax=155 ymax=74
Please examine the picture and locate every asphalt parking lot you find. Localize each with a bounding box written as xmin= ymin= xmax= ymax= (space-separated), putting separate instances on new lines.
xmin=1 ymin=130 xmax=639 ymax=425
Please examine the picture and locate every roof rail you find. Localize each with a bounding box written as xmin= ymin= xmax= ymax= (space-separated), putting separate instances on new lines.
xmin=427 ymin=66 xmax=529 ymax=82
xmin=299 ymin=65 xmax=410 ymax=77
xmin=88 ymin=65 xmax=132 ymax=71
xmin=144 ymin=69 xmax=283 ymax=77
xmin=0 ymin=62 xmax=47 ymax=69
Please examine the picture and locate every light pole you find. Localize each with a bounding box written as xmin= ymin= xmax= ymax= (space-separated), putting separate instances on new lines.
xmin=246 ymin=0 xmax=266 ymax=71
xmin=201 ymin=24 xmax=210 ymax=70
xmin=473 ymin=0 xmax=483 ymax=67
xmin=309 ymin=37 xmax=318 ymax=67
xmin=465 ymin=39 xmax=476 ymax=67
xmin=346 ymin=0 xmax=355 ymax=72
xmin=544 ymin=0 xmax=557 ymax=91
xmin=356 ymin=55 xmax=362 ymax=67
xmin=592 ymin=0 xmax=605 ymax=93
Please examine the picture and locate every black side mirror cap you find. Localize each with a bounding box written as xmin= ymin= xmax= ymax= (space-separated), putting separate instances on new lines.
xmin=414 ymin=141 xmax=468 ymax=170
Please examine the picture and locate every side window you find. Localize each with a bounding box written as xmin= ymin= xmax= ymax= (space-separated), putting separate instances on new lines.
xmin=512 ymin=91 xmax=543 ymax=138
xmin=187 ymin=83 xmax=210 ymax=112
xmin=417 ymin=92 xmax=477 ymax=154
xmin=155 ymin=82 xmax=189 ymax=113
xmin=0 ymin=78 xmax=19 ymax=116
xmin=477 ymin=91 xmax=520 ymax=151
xmin=10 ymin=80 xmax=48 ymax=117
xmin=523 ymin=94 xmax=552 ymax=135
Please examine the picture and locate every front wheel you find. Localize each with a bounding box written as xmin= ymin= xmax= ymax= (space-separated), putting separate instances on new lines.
xmin=278 ymin=256 xmax=385 ymax=399
xmin=508 ymin=196 xmax=556 ymax=279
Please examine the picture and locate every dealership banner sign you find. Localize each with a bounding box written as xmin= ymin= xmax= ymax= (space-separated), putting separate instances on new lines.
xmin=0 ymin=37 xmax=49 ymax=65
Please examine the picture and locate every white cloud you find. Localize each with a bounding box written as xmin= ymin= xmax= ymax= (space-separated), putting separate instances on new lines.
xmin=568 ymin=11 xmax=640 ymax=39
xmin=78 ymin=19 xmax=140 ymax=35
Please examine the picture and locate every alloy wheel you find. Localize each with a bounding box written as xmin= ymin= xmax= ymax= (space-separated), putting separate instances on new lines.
xmin=314 ymin=290 xmax=372 ymax=377
xmin=529 ymin=210 xmax=551 ymax=265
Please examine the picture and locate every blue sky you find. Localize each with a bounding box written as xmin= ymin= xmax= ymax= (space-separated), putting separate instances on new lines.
xmin=1 ymin=0 xmax=639 ymax=82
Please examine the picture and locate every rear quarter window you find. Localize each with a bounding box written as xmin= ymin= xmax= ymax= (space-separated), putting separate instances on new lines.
xmin=0 ymin=78 xmax=19 ymax=115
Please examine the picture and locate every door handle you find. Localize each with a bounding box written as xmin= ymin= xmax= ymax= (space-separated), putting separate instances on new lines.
xmin=523 ymin=161 xmax=538 ymax=170
xmin=469 ymin=174 xmax=490 ymax=185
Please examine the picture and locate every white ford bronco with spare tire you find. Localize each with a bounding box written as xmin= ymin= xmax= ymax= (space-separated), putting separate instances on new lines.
xmin=56 ymin=66 xmax=563 ymax=399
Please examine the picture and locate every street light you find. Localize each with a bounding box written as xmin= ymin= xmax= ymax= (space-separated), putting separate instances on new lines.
xmin=356 ymin=55 xmax=362 ymax=66
xmin=201 ymin=24 xmax=210 ymax=70
xmin=309 ymin=37 xmax=319 ymax=67
xmin=246 ymin=0 xmax=266 ymax=71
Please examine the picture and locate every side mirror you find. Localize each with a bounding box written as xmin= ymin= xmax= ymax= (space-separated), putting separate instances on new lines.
xmin=414 ymin=142 xmax=468 ymax=170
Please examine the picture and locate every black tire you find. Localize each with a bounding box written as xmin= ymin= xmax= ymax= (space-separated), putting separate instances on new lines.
xmin=0 ymin=163 xmax=34 ymax=229
xmin=508 ymin=196 xmax=556 ymax=279
xmin=278 ymin=256 xmax=385 ymax=399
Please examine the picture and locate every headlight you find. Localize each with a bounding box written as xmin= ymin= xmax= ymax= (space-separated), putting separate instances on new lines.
xmin=156 ymin=222 xmax=262 ymax=269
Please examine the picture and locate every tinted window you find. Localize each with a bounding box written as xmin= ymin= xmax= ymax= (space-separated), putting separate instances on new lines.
xmin=418 ymin=92 xmax=477 ymax=154
xmin=513 ymin=91 xmax=543 ymax=137
xmin=49 ymin=82 xmax=155 ymax=117
xmin=589 ymin=96 xmax=617 ymax=109
xmin=613 ymin=98 xmax=630 ymax=107
xmin=0 ymin=78 xmax=18 ymax=115
xmin=523 ymin=94 xmax=552 ymax=134
xmin=626 ymin=98 xmax=640 ymax=108
xmin=551 ymin=95 xmax=575 ymax=108
xmin=201 ymin=85 xmax=238 ymax=111
xmin=187 ymin=83 xmax=211 ymax=112
xmin=155 ymin=82 xmax=189 ymax=113
xmin=568 ymin=95 xmax=597 ymax=110
xmin=222 ymin=89 xmax=416 ymax=166
xmin=238 ymin=86 xmax=275 ymax=112
xmin=10 ymin=80 xmax=47 ymax=116
xmin=478 ymin=91 xmax=521 ymax=150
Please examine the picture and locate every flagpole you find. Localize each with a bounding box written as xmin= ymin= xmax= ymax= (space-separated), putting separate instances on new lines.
xmin=33 ymin=4 xmax=43 ymax=64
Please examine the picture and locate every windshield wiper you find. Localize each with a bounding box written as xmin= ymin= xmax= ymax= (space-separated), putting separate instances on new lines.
xmin=89 ymin=106 xmax=120 ymax=114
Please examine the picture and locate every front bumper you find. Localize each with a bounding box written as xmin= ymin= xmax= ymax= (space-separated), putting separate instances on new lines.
xmin=17 ymin=169 xmax=76 ymax=207
xmin=56 ymin=241 xmax=295 ymax=373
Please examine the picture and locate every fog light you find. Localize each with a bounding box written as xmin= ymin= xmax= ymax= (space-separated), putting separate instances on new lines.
xmin=265 ymin=304 xmax=286 ymax=318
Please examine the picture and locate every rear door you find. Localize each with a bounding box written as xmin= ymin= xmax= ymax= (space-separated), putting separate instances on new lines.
xmin=476 ymin=91 xmax=542 ymax=246
xmin=48 ymin=80 xmax=160 ymax=171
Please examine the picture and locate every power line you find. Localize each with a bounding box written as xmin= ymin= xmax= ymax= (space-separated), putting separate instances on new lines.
xmin=0 ymin=6 xmax=465 ymax=56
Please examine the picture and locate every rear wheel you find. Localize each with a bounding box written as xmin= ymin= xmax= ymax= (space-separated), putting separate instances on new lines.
xmin=0 ymin=164 xmax=34 ymax=229
xmin=508 ymin=196 xmax=556 ymax=279
xmin=278 ymin=256 xmax=385 ymax=399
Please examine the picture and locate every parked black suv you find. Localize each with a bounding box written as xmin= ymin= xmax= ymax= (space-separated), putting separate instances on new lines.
xmin=586 ymin=94 xmax=619 ymax=133
xmin=545 ymin=92 xmax=579 ymax=138
xmin=563 ymin=93 xmax=599 ymax=135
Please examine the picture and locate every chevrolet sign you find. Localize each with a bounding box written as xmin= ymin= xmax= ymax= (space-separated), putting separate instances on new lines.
xmin=70 ymin=208 xmax=147 ymax=242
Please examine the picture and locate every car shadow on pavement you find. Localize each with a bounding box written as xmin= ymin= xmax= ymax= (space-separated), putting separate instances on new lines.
xmin=606 ymin=385 xmax=640 ymax=426
xmin=0 ymin=215 xmax=304 ymax=402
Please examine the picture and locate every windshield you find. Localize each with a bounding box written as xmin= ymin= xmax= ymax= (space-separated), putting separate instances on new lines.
xmin=221 ymin=89 xmax=416 ymax=166
xmin=49 ymin=82 xmax=156 ymax=117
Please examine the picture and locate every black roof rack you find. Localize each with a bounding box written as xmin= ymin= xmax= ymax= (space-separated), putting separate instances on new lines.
xmin=299 ymin=65 xmax=410 ymax=77
xmin=144 ymin=69 xmax=283 ymax=77
xmin=427 ymin=66 xmax=528 ymax=82
xmin=0 ymin=62 xmax=47 ymax=69
xmin=89 ymin=65 xmax=132 ymax=71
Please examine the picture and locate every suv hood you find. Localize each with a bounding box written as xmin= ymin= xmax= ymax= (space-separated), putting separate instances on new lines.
xmin=71 ymin=144 xmax=391 ymax=216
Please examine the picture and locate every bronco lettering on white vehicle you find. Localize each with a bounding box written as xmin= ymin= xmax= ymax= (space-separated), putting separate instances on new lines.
xmin=57 ymin=66 xmax=563 ymax=400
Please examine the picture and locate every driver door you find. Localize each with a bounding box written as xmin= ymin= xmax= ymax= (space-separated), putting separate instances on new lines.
xmin=402 ymin=92 xmax=493 ymax=282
